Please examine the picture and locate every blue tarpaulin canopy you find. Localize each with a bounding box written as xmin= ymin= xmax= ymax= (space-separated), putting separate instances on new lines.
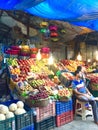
xmin=1 ymin=0 xmax=98 ymax=31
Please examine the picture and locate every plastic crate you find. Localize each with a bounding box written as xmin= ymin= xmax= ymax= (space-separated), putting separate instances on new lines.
xmin=34 ymin=102 xmax=55 ymax=122
xmin=55 ymin=99 xmax=73 ymax=115
xmin=15 ymin=105 xmax=33 ymax=130
xmin=0 ymin=100 xmax=34 ymax=130
xmin=0 ymin=117 xmax=15 ymax=130
xmin=56 ymin=110 xmax=73 ymax=127
xmin=21 ymin=124 xmax=34 ymax=130
xmin=34 ymin=116 xmax=55 ymax=130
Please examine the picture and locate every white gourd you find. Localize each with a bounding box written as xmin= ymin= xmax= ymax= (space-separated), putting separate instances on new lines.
xmin=0 ymin=105 xmax=9 ymax=114
xmin=15 ymin=108 xmax=26 ymax=115
xmin=9 ymin=103 xmax=17 ymax=112
xmin=16 ymin=101 xmax=24 ymax=108
xmin=6 ymin=112 xmax=14 ymax=119
xmin=0 ymin=114 xmax=6 ymax=121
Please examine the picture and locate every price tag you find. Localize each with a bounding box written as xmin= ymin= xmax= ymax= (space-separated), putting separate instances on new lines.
xmin=4 ymin=58 xmax=6 ymax=63
xmin=58 ymin=85 xmax=63 ymax=90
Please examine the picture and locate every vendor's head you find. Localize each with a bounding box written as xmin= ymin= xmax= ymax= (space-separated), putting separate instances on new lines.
xmin=74 ymin=70 xmax=81 ymax=79
xmin=77 ymin=66 xmax=82 ymax=72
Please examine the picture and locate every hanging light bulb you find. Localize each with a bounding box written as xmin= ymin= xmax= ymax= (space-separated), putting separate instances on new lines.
xmin=77 ymin=52 xmax=82 ymax=61
xmin=96 ymin=55 xmax=98 ymax=61
xmin=48 ymin=54 xmax=54 ymax=65
xmin=96 ymin=51 xmax=98 ymax=61
xmin=87 ymin=59 xmax=91 ymax=63
xmin=36 ymin=49 xmax=41 ymax=60
xmin=19 ymin=45 xmax=21 ymax=48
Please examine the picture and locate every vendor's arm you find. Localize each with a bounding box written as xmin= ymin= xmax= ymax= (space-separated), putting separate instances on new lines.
xmin=73 ymin=88 xmax=86 ymax=96
xmin=72 ymin=82 xmax=86 ymax=96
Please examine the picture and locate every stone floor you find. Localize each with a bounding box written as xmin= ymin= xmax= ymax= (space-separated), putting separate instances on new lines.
xmin=54 ymin=115 xmax=98 ymax=130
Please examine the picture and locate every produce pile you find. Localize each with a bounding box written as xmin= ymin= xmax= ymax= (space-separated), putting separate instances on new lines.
xmin=0 ymin=101 xmax=25 ymax=121
xmin=60 ymin=60 xmax=85 ymax=72
xmin=7 ymin=58 xmax=71 ymax=107
xmin=87 ymin=73 xmax=98 ymax=90
xmin=61 ymin=72 xmax=74 ymax=80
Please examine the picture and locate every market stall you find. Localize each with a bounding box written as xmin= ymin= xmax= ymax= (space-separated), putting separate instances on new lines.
xmin=0 ymin=45 xmax=74 ymax=130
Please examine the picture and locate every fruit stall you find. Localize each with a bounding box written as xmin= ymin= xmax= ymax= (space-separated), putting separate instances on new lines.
xmin=50 ymin=59 xmax=85 ymax=87
xmin=0 ymin=45 xmax=74 ymax=130
xmin=50 ymin=59 xmax=98 ymax=99
xmin=1 ymin=44 xmax=98 ymax=130
xmin=7 ymin=57 xmax=72 ymax=105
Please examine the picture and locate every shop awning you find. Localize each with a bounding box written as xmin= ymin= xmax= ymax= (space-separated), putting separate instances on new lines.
xmin=1 ymin=0 xmax=98 ymax=31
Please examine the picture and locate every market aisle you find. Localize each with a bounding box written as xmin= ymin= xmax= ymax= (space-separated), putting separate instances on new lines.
xmin=54 ymin=116 xmax=98 ymax=130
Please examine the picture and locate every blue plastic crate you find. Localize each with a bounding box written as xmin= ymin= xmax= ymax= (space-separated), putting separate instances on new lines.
xmin=34 ymin=116 xmax=55 ymax=130
xmin=55 ymin=99 xmax=73 ymax=115
xmin=21 ymin=124 xmax=34 ymax=130
xmin=0 ymin=99 xmax=18 ymax=106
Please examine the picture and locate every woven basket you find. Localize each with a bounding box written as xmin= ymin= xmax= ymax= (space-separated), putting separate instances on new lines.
xmin=25 ymin=98 xmax=49 ymax=107
xmin=91 ymin=83 xmax=98 ymax=91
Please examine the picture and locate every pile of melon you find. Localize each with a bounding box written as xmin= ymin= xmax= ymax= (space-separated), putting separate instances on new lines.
xmin=0 ymin=101 xmax=26 ymax=121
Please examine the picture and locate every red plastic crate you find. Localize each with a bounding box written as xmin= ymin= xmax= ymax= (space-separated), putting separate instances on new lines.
xmin=56 ymin=110 xmax=73 ymax=127
xmin=35 ymin=102 xmax=55 ymax=122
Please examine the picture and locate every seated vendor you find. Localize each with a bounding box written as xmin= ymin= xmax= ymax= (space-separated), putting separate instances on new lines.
xmin=72 ymin=70 xmax=98 ymax=125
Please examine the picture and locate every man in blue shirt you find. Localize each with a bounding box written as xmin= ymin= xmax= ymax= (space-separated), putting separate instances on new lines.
xmin=72 ymin=70 xmax=98 ymax=125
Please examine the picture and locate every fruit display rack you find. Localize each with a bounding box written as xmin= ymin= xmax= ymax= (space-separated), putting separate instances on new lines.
xmin=7 ymin=58 xmax=72 ymax=107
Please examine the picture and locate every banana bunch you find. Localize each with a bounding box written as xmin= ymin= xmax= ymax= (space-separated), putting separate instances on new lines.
xmin=31 ymin=79 xmax=45 ymax=88
xmin=7 ymin=58 xmax=18 ymax=66
xmin=30 ymin=65 xmax=41 ymax=73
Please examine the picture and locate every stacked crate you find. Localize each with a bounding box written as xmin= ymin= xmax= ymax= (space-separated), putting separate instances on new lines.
xmin=0 ymin=116 xmax=15 ymax=130
xmin=34 ymin=102 xmax=56 ymax=130
xmin=55 ymin=99 xmax=73 ymax=127
xmin=0 ymin=100 xmax=34 ymax=130
xmin=15 ymin=110 xmax=34 ymax=130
